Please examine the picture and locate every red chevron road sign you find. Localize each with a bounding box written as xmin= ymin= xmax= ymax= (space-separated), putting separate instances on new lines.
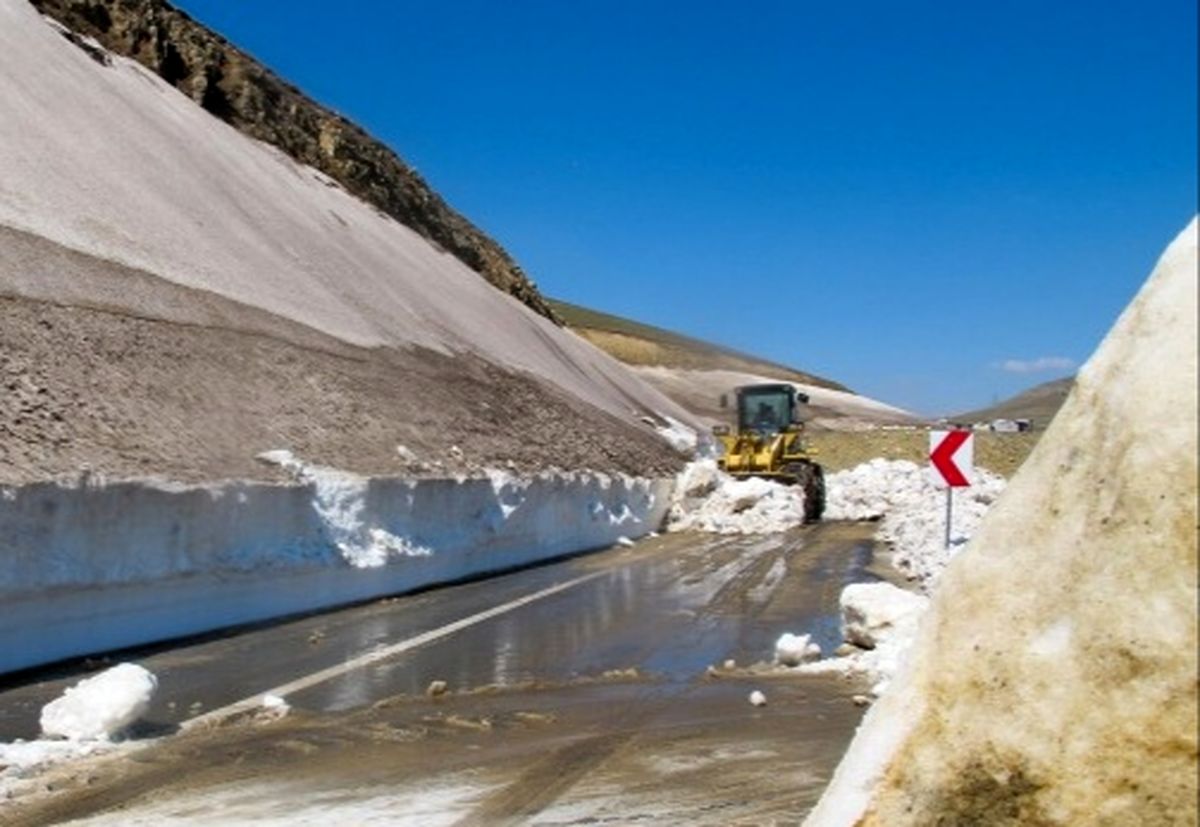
xmin=930 ymin=430 xmax=973 ymax=487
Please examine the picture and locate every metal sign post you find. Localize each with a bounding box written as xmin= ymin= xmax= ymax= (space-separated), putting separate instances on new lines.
xmin=945 ymin=486 xmax=953 ymax=549
xmin=930 ymin=430 xmax=974 ymax=549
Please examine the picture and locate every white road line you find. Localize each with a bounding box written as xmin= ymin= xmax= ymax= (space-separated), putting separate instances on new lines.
xmin=182 ymin=569 xmax=607 ymax=731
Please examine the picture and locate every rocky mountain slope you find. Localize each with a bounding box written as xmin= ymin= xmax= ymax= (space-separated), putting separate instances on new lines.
xmin=28 ymin=0 xmax=558 ymax=322
xmin=0 ymin=0 xmax=694 ymax=484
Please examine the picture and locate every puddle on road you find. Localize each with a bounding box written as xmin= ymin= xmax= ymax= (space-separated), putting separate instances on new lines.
xmin=291 ymin=524 xmax=881 ymax=713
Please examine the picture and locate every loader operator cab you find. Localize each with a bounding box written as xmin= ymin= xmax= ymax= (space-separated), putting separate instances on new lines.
xmin=734 ymin=384 xmax=808 ymax=436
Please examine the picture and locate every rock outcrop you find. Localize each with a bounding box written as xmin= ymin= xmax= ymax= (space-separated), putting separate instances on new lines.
xmin=806 ymin=218 xmax=1198 ymax=825
xmin=28 ymin=0 xmax=559 ymax=322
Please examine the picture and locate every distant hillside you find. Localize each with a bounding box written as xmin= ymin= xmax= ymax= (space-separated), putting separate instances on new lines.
xmin=954 ymin=376 xmax=1075 ymax=429
xmin=549 ymin=299 xmax=848 ymax=391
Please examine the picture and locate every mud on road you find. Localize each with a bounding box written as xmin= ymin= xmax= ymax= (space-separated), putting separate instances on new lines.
xmin=4 ymin=523 xmax=888 ymax=825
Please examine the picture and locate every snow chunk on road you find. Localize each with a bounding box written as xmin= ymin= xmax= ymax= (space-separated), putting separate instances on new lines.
xmin=668 ymin=460 xmax=806 ymax=534
xmin=839 ymin=583 xmax=928 ymax=651
xmin=797 ymin=583 xmax=928 ymax=696
xmin=1 ymin=664 xmax=156 ymax=797
xmin=40 ymin=663 xmax=157 ymax=741
xmin=826 ymin=459 xmax=1006 ymax=588
xmin=774 ymin=633 xmax=822 ymax=666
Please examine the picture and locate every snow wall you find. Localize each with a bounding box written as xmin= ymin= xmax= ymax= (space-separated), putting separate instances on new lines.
xmin=0 ymin=471 xmax=672 ymax=674
xmin=806 ymin=217 xmax=1198 ymax=825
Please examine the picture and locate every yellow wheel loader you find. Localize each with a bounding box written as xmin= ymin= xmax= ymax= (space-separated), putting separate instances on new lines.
xmin=713 ymin=383 xmax=825 ymax=522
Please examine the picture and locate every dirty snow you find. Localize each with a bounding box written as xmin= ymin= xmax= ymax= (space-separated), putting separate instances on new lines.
xmin=804 ymin=218 xmax=1199 ymax=827
xmin=667 ymin=460 xmax=806 ymax=534
xmin=64 ymin=777 xmax=502 ymax=826
xmin=0 ymin=737 xmax=120 ymax=799
xmin=826 ymin=458 xmax=1006 ymax=588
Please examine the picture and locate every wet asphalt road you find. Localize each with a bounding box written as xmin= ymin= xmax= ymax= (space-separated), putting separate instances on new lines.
xmin=1 ymin=523 xmax=881 ymax=740
xmin=4 ymin=522 xmax=890 ymax=825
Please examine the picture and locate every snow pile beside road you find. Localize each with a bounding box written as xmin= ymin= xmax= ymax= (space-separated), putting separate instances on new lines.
xmin=805 ymin=219 xmax=1198 ymax=827
xmin=776 ymin=461 xmax=1002 ymax=694
xmin=1 ymin=663 xmax=157 ymax=798
xmin=667 ymin=460 xmax=806 ymax=534
xmin=40 ymin=663 xmax=158 ymax=740
xmin=794 ymin=583 xmax=928 ymax=696
xmin=826 ymin=459 xmax=1006 ymax=588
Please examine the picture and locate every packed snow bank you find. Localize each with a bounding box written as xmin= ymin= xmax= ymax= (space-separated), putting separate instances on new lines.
xmin=806 ymin=219 xmax=1198 ymax=826
xmin=40 ymin=663 xmax=157 ymax=740
xmin=0 ymin=466 xmax=672 ymax=674
xmin=666 ymin=460 xmax=807 ymax=534
xmin=826 ymin=459 xmax=1006 ymax=588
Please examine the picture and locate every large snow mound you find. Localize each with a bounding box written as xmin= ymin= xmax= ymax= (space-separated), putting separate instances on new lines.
xmin=806 ymin=219 xmax=1199 ymax=826
xmin=667 ymin=460 xmax=806 ymax=534
xmin=826 ymin=458 xmax=1006 ymax=588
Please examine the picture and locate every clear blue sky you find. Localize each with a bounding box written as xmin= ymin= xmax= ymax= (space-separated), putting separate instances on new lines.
xmin=175 ymin=0 xmax=1196 ymax=415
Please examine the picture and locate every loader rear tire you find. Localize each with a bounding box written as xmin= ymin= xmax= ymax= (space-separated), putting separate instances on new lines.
xmin=785 ymin=461 xmax=825 ymax=523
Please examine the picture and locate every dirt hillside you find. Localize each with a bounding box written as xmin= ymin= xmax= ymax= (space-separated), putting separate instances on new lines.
xmin=0 ymin=1 xmax=692 ymax=484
